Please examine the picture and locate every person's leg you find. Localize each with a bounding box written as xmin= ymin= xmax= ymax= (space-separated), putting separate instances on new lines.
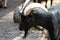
xmin=4 ymin=0 xmax=7 ymax=8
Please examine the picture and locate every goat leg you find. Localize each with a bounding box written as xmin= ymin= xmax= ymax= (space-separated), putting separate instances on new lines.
xmin=22 ymin=30 xmax=28 ymax=39
xmin=51 ymin=0 xmax=53 ymax=6
xmin=45 ymin=1 xmax=47 ymax=8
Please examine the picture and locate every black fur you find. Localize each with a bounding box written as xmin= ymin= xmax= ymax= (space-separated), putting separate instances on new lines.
xmin=19 ymin=8 xmax=55 ymax=40
xmin=19 ymin=13 xmax=43 ymax=38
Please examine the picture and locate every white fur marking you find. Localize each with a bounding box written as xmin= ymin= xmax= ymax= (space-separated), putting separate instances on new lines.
xmin=24 ymin=3 xmax=48 ymax=16
xmin=20 ymin=0 xmax=30 ymax=13
xmin=19 ymin=4 xmax=24 ymax=13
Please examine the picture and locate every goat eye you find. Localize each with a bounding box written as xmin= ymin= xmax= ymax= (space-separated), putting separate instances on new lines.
xmin=28 ymin=18 xmax=32 ymax=22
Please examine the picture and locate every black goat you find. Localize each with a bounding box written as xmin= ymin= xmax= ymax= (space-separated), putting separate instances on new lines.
xmin=19 ymin=3 xmax=60 ymax=40
xmin=19 ymin=8 xmax=55 ymax=40
xmin=33 ymin=0 xmax=53 ymax=8
xmin=18 ymin=2 xmax=49 ymax=39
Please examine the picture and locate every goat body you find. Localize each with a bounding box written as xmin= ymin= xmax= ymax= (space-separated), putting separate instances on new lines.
xmin=48 ymin=3 xmax=60 ymax=40
xmin=19 ymin=8 xmax=55 ymax=40
xmin=18 ymin=0 xmax=58 ymax=40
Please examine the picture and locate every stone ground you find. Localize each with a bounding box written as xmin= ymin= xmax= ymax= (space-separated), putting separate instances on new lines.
xmin=0 ymin=0 xmax=60 ymax=40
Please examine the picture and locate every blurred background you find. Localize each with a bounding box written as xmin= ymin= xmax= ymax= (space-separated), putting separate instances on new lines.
xmin=0 ymin=0 xmax=60 ymax=40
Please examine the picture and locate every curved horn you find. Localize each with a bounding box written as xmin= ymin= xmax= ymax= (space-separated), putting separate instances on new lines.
xmin=24 ymin=3 xmax=48 ymax=16
xmin=20 ymin=0 xmax=30 ymax=13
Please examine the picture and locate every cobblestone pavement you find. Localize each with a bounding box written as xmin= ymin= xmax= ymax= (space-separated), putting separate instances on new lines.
xmin=0 ymin=0 xmax=60 ymax=40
